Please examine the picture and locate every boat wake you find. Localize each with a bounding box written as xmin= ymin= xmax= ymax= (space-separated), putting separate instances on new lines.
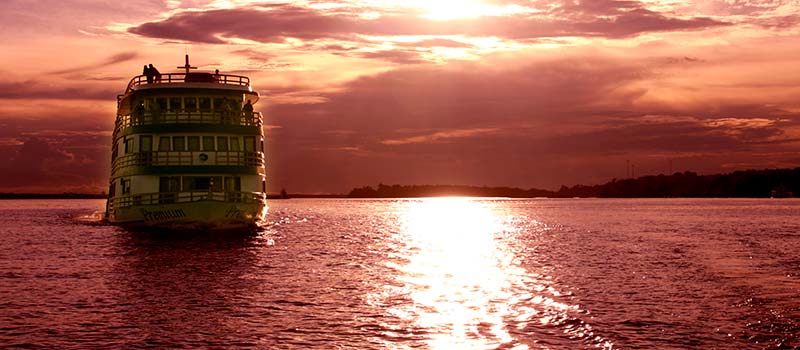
xmin=74 ymin=211 xmax=110 ymax=225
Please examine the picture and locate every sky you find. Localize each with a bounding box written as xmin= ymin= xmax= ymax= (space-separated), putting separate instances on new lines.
xmin=1 ymin=0 xmax=799 ymax=194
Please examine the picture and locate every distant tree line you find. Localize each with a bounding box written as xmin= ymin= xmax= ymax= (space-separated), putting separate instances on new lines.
xmin=348 ymin=184 xmax=553 ymax=198
xmin=348 ymin=168 xmax=800 ymax=198
xmin=0 ymin=193 xmax=107 ymax=199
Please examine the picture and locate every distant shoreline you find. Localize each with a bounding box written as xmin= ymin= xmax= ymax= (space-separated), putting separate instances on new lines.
xmin=345 ymin=167 xmax=798 ymax=199
xmin=3 ymin=167 xmax=797 ymax=200
xmin=2 ymin=195 xmax=798 ymax=200
xmin=0 ymin=193 xmax=107 ymax=200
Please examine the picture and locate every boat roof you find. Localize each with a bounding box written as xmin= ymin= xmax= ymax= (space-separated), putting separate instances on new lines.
xmin=118 ymin=56 xmax=260 ymax=110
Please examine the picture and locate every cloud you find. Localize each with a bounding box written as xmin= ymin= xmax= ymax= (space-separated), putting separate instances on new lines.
xmin=0 ymin=138 xmax=101 ymax=191
xmin=692 ymin=0 xmax=788 ymax=16
xmin=0 ymin=80 xmax=118 ymax=100
xmin=127 ymin=3 xmax=729 ymax=45
xmin=4 ymin=0 xmax=800 ymax=194
xmin=382 ymin=128 xmax=501 ymax=145
xmin=232 ymin=48 xmax=276 ymax=62
xmin=396 ymin=39 xmax=474 ymax=48
xmin=48 ymin=51 xmax=140 ymax=75
xmin=259 ymin=50 xmax=800 ymax=192
xmin=0 ymin=116 xmax=111 ymax=192
xmin=347 ymin=49 xmax=428 ymax=64
xmin=0 ymin=102 xmax=113 ymax=192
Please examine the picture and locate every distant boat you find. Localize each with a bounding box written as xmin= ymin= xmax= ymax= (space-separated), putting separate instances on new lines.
xmin=105 ymin=55 xmax=267 ymax=229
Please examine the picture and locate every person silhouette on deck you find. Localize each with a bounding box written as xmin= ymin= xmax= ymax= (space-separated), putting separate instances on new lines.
xmin=143 ymin=65 xmax=152 ymax=84
xmin=148 ymin=64 xmax=161 ymax=83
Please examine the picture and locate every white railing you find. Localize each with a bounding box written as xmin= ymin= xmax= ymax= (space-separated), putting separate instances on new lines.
xmin=125 ymin=73 xmax=250 ymax=94
xmin=108 ymin=191 xmax=265 ymax=210
xmin=115 ymin=111 xmax=262 ymax=134
xmin=112 ymin=151 xmax=264 ymax=174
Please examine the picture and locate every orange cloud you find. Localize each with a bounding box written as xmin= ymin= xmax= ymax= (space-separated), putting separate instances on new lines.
xmin=382 ymin=128 xmax=501 ymax=145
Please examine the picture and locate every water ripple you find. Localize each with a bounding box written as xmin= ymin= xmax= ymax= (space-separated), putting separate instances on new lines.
xmin=1 ymin=198 xmax=799 ymax=348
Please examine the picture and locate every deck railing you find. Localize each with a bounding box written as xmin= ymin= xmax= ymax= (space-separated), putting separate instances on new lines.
xmin=112 ymin=151 xmax=264 ymax=174
xmin=109 ymin=191 xmax=265 ymax=210
xmin=115 ymin=111 xmax=262 ymax=133
xmin=125 ymin=73 xmax=250 ymax=94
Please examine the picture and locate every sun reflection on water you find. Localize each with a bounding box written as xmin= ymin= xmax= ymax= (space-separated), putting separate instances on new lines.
xmin=397 ymin=198 xmax=518 ymax=348
xmin=370 ymin=198 xmax=613 ymax=349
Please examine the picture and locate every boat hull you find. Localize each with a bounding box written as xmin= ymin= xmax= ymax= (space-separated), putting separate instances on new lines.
xmin=108 ymin=200 xmax=266 ymax=229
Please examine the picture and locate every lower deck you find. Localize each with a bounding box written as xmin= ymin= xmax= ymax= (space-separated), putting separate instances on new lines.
xmin=106 ymin=191 xmax=267 ymax=229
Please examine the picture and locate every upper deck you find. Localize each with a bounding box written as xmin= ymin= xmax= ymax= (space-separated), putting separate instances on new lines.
xmin=118 ymin=56 xmax=259 ymax=111
xmin=125 ymin=72 xmax=253 ymax=94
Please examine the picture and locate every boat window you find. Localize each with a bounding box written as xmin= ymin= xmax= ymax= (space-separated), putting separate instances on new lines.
xmin=155 ymin=98 xmax=167 ymax=111
xmin=159 ymin=176 xmax=181 ymax=192
xmin=157 ymin=177 xmax=180 ymax=203
xmin=229 ymin=136 xmax=240 ymax=151
xmin=172 ymin=136 xmax=186 ymax=151
xmin=213 ymin=98 xmax=224 ymax=111
xmin=199 ymin=97 xmax=211 ymax=111
xmin=124 ymin=137 xmax=134 ymax=154
xmin=202 ymin=136 xmax=215 ymax=151
xmin=158 ymin=137 xmax=170 ymax=151
xmin=217 ymin=136 xmax=229 ymax=151
xmin=224 ymin=177 xmax=241 ymax=192
xmin=244 ymin=136 xmax=255 ymax=152
xmin=210 ymin=176 xmax=223 ymax=192
xmin=188 ymin=136 xmax=200 ymax=151
xmin=182 ymin=176 xmax=222 ymax=192
xmin=140 ymin=135 xmax=152 ymax=152
xmin=185 ymin=97 xmax=197 ymax=112
xmin=169 ymin=97 xmax=182 ymax=112
xmin=109 ymin=180 xmax=116 ymax=197
xmin=183 ymin=176 xmax=206 ymax=191
xmin=121 ymin=178 xmax=131 ymax=195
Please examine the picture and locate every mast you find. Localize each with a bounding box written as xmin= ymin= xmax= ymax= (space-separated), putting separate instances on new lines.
xmin=177 ymin=54 xmax=197 ymax=74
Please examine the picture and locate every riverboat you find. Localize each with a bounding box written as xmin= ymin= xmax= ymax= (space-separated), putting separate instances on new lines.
xmin=105 ymin=55 xmax=267 ymax=229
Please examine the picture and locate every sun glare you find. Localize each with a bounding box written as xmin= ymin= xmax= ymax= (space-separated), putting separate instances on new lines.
xmin=413 ymin=0 xmax=486 ymax=20
xmin=399 ymin=0 xmax=526 ymax=20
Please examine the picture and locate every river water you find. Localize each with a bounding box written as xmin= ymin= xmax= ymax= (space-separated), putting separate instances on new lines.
xmin=0 ymin=198 xmax=799 ymax=349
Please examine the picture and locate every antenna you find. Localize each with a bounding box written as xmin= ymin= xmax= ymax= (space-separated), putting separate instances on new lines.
xmin=177 ymin=54 xmax=197 ymax=74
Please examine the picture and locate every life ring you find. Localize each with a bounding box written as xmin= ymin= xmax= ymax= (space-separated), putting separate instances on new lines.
xmin=199 ymin=153 xmax=208 ymax=161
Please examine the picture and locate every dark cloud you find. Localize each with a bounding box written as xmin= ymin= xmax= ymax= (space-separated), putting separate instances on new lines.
xmin=0 ymin=137 xmax=108 ymax=192
xmin=0 ymin=80 xmax=118 ymax=100
xmin=48 ymin=51 xmax=140 ymax=75
xmin=0 ymin=0 xmax=165 ymax=37
xmin=697 ymin=0 xmax=786 ymax=15
xmin=231 ymin=49 xmax=276 ymax=62
xmin=128 ymin=3 xmax=728 ymax=45
xmin=259 ymin=57 xmax=800 ymax=192
xmin=752 ymin=14 xmax=800 ymax=29
xmin=0 ymin=112 xmax=111 ymax=192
